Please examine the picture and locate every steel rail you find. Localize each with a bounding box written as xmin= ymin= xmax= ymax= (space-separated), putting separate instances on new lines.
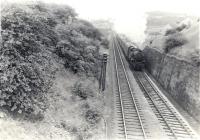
xmin=134 ymin=71 xmax=177 ymax=139
xmin=115 ymin=35 xmax=196 ymax=139
xmin=114 ymin=36 xmax=147 ymax=139
xmin=113 ymin=37 xmax=128 ymax=140
xmin=143 ymin=72 xmax=195 ymax=138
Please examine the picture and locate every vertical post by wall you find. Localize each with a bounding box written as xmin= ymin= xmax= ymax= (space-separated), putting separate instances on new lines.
xmin=99 ymin=60 xmax=103 ymax=91
xmin=99 ymin=54 xmax=108 ymax=92
xmin=102 ymin=54 xmax=108 ymax=91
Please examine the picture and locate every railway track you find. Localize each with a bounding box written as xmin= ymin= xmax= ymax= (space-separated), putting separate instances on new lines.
xmin=112 ymin=35 xmax=198 ymax=139
xmin=113 ymin=37 xmax=147 ymax=140
xmin=133 ymin=71 xmax=198 ymax=139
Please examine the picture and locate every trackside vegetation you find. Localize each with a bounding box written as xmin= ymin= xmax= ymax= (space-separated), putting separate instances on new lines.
xmin=0 ymin=2 xmax=108 ymax=119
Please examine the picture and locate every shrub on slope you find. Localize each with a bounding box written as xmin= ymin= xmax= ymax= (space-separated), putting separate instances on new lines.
xmin=164 ymin=33 xmax=187 ymax=53
xmin=0 ymin=2 xmax=107 ymax=117
xmin=0 ymin=5 xmax=59 ymax=115
xmin=55 ymin=20 xmax=103 ymax=77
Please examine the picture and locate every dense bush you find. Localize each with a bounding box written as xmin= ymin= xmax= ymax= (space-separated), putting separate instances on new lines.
xmin=165 ymin=29 xmax=177 ymax=36
xmin=85 ymin=109 xmax=101 ymax=124
xmin=71 ymin=80 xmax=102 ymax=127
xmin=55 ymin=20 xmax=102 ymax=77
xmin=164 ymin=34 xmax=187 ymax=53
xmin=101 ymin=37 xmax=109 ymax=48
xmin=71 ymin=81 xmax=94 ymax=99
xmin=0 ymin=5 xmax=59 ymax=115
xmin=191 ymin=50 xmax=200 ymax=66
xmin=0 ymin=2 xmax=106 ymax=117
xmin=165 ymin=24 xmax=187 ymax=36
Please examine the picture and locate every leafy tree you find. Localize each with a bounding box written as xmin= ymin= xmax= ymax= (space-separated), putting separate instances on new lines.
xmin=0 ymin=3 xmax=58 ymax=115
xmin=0 ymin=2 xmax=107 ymax=117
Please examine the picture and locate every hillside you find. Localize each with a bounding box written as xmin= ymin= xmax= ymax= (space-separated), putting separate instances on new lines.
xmin=144 ymin=12 xmax=199 ymax=66
xmin=0 ymin=2 xmax=108 ymax=139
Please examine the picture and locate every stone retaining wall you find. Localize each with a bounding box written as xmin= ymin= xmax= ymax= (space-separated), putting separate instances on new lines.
xmin=144 ymin=47 xmax=200 ymax=122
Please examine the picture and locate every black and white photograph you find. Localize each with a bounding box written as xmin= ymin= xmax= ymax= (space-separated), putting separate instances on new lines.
xmin=0 ymin=0 xmax=199 ymax=139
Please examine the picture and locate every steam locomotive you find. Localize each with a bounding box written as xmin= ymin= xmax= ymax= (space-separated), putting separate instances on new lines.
xmin=126 ymin=46 xmax=145 ymax=71
xmin=117 ymin=38 xmax=145 ymax=71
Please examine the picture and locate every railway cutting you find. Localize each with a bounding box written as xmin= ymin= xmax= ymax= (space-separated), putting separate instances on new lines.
xmin=106 ymin=35 xmax=199 ymax=140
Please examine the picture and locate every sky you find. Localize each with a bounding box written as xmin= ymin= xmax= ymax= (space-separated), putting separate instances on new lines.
xmin=2 ymin=0 xmax=200 ymax=43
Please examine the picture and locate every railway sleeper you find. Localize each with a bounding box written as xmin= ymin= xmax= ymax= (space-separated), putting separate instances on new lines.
xmin=173 ymin=130 xmax=192 ymax=136
xmin=171 ymin=127 xmax=190 ymax=132
xmin=164 ymin=117 xmax=180 ymax=122
xmin=124 ymin=115 xmax=141 ymax=118
xmin=124 ymin=116 xmax=140 ymax=120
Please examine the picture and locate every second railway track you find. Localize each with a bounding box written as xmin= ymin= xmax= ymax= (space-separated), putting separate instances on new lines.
xmin=133 ymin=71 xmax=198 ymax=139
